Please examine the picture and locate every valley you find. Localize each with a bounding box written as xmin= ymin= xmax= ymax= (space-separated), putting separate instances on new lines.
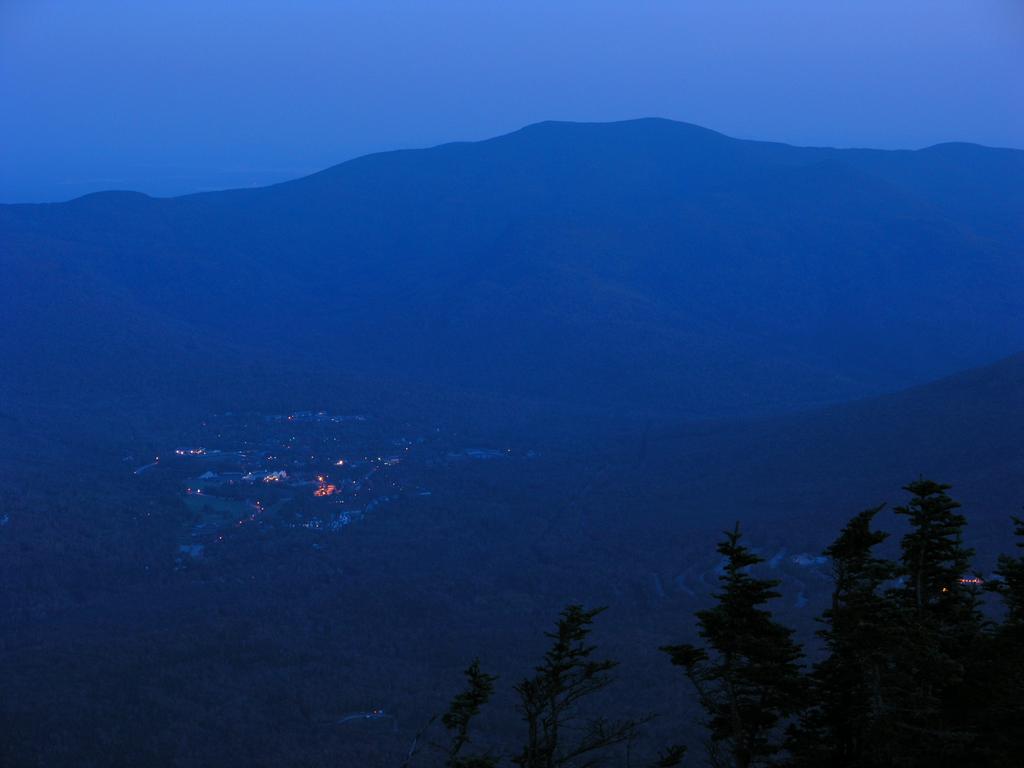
xmin=131 ymin=409 xmax=535 ymax=561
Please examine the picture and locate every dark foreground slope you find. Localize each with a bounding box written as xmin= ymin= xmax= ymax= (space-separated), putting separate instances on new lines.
xmin=2 ymin=350 xmax=1023 ymax=767
xmin=3 ymin=119 xmax=1023 ymax=421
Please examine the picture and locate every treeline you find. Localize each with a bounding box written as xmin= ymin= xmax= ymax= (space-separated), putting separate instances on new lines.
xmin=415 ymin=480 xmax=1024 ymax=768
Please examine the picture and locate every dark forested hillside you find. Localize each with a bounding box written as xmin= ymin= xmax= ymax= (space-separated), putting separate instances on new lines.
xmin=627 ymin=350 xmax=1024 ymax=530
xmin=3 ymin=119 xmax=1024 ymax=422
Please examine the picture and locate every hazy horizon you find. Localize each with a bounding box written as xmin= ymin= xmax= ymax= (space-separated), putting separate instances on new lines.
xmin=2 ymin=0 xmax=1022 ymax=203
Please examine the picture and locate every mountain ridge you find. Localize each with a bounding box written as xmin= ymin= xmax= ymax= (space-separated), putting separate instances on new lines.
xmin=3 ymin=118 xmax=1023 ymax=421
xmin=6 ymin=117 xmax=1019 ymax=208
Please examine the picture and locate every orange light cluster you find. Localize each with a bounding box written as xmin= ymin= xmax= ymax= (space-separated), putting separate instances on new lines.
xmin=315 ymin=482 xmax=337 ymax=497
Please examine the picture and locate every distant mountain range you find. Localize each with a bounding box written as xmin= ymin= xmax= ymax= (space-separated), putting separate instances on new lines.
xmin=3 ymin=118 xmax=1024 ymax=422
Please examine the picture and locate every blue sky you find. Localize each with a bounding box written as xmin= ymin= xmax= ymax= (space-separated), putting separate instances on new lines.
xmin=2 ymin=0 xmax=1022 ymax=202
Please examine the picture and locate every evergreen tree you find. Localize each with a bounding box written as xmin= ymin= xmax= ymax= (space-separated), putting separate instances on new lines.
xmin=886 ymin=480 xmax=983 ymax=766
xmin=895 ymin=480 xmax=974 ymax=612
xmin=442 ymin=659 xmax=500 ymax=768
xmin=970 ymin=514 xmax=1024 ymax=767
xmin=662 ymin=524 xmax=804 ymax=768
xmin=789 ymin=505 xmax=900 ymax=768
xmin=512 ymin=605 xmax=641 ymax=768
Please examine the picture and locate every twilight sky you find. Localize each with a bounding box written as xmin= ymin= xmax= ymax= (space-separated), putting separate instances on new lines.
xmin=2 ymin=0 xmax=1022 ymax=202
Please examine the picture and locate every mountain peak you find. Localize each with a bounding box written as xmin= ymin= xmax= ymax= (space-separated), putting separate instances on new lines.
xmin=501 ymin=116 xmax=732 ymax=145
